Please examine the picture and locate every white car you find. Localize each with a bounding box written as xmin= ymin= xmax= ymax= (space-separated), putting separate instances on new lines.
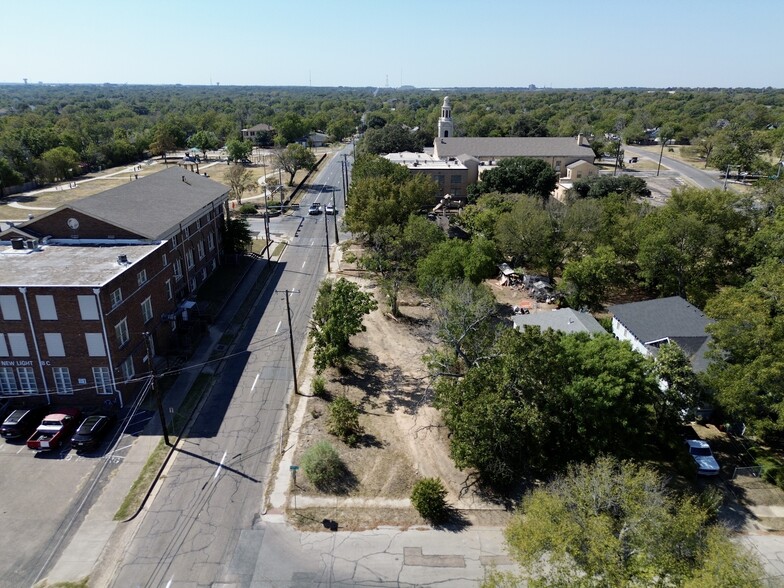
xmin=686 ymin=439 xmax=720 ymax=476
xmin=325 ymin=203 xmax=336 ymax=215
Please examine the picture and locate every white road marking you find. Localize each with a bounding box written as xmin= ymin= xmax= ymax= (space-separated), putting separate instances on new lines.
xmin=111 ymin=443 xmax=134 ymax=453
xmin=214 ymin=451 xmax=227 ymax=479
xmin=166 ymin=578 xmax=173 ymax=588
xmin=17 ymin=446 xmax=25 ymax=454
xmin=251 ymin=373 xmax=259 ymax=393
xmin=276 ymin=321 xmax=282 ymax=333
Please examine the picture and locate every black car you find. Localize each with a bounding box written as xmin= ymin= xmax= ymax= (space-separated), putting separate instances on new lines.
xmin=0 ymin=408 xmax=46 ymax=441
xmin=71 ymin=414 xmax=116 ymax=451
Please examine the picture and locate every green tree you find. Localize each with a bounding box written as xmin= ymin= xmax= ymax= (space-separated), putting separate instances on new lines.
xmin=225 ymin=163 xmax=256 ymax=205
xmin=434 ymin=329 xmax=657 ymax=487
xmin=276 ymin=143 xmax=316 ymax=186
xmin=309 ymin=278 xmax=378 ymax=372
xmin=359 ymin=123 xmax=426 ymax=155
xmin=327 ymin=396 xmax=363 ymax=446
xmin=411 ymin=478 xmax=449 ymax=523
xmin=345 ymin=173 xmax=438 ymax=237
xmin=222 ymin=216 xmax=252 ymax=254
xmin=560 ymin=245 xmax=618 ymax=311
xmin=416 ymin=237 xmax=498 ymax=295
xmin=225 ymin=138 xmax=253 ymax=163
xmin=705 ymin=260 xmax=784 ymax=439
xmin=502 ymin=457 xmax=763 ymax=587
xmin=188 ymin=130 xmax=220 ymax=160
xmin=653 ymin=341 xmax=703 ymax=428
xmin=568 ymin=174 xmax=650 ymax=200
xmin=274 ymin=112 xmax=308 ymax=146
xmin=474 ymin=157 xmax=558 ymax=205
xmin=0 ymin=157 xmax=25 ymax=195
xmin=37 ymin=146 xmax=80 ymax=182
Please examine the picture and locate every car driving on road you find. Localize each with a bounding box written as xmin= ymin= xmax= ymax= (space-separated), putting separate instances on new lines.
xmin=325 ymin=203 xmax=336 ymax=215
xmin=308 ymin=202 xmax=322 ymax=215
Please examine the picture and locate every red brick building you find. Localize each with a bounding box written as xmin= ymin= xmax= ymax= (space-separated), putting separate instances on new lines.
xmin=0 ymin=167 xmax=229 ymax=409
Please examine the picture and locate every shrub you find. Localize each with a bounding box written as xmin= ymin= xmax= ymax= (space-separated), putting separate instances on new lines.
xmin=411 ymin=477 xmax=449 ymax=523
xmin=312 ymin=375 xmax=327 ymax=398
xmin=300 ymin=441 xmax=343 ymax=491
xmin=239 ymin=203 xmax=257 ymax=215
xmin=327 ymin=396 xmax=362 ymax=445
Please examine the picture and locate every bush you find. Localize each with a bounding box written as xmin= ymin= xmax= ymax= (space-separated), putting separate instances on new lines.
xmin=312 ymin=375 xmax=327 ymax=398
xmin=239 ymin=203 xmax=257 ymax=215
xmin=411 ymin=477 xmax=449 ymax=523
xmin=327 ymin=396 xmax=363 ymax=445
xmin=300 ymin=441 xmax=343 ymax=491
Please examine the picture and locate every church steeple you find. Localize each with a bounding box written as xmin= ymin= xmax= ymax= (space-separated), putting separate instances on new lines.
xmin=438 ymin=96 xmax=453 ymax=139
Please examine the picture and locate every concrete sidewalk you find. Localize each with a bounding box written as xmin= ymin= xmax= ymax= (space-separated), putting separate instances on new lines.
xmin=42 ymin=256 xmax=271 ymax=585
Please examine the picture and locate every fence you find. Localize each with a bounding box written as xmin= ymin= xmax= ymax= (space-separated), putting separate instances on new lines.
xmin=732 ymin=466 xmax=763 ymax=480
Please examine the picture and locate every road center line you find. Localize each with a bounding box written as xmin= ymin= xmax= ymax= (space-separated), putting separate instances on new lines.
xmin=214 ymin=451 xmax=227 ymax=479
xmin=250 ymin=373 xmax=259 ymax=393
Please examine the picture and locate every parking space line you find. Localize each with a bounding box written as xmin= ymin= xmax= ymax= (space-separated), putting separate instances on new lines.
xmin=214 ymin=451 xmax=227 ymax=479
xmin=275 ymin=321 xmax=281 ymax=334
xmin=250 ymin=374 xmax=259 ymax=394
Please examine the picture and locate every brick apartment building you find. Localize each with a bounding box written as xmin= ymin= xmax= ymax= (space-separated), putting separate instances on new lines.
xmin=0 ymin=167 xmax=229 ymax=409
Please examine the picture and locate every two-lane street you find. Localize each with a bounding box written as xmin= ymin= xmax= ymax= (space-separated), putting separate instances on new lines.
xmin=111 ymin=148 xmax=351 ymax=587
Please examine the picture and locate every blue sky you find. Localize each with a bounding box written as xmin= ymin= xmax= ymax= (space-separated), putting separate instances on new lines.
xmin=1 ymin=0 xmax=781 ymax=88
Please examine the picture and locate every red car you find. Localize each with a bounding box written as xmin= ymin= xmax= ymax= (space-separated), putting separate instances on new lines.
xmin=26 ymin=408 xmax=82 ymax=451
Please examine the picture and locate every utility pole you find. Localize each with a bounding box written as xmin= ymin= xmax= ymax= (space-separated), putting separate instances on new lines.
xmin=332 ymin=187 xmax=339 ymax=245
xmin=656 ymin=136 xmax=666 ymax=176
xmin=341 ymin=160 xmax=348 ymax=205
xmin=276 ymin=289 xmax=300 ymax=395
xmin=144 ymin=332 xmax=170 ymax=446
xmin=323 ymin=208 xmax=331 ymax=273
xmin=613 ymin=139 xmax=622 ymax=177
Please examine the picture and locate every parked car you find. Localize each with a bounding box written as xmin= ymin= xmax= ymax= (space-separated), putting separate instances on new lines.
xmin=686 ymin=439 xmax=720 ymax=476
xmin=308 ymin=202 xmax=322 ymax=215
xmin=71 ymin=414 xmax=116 ymax=452
xmin=325 ymin=203 xmax=336 ymax=215
xmin=0 ymin=408 xmax=47 ymax=441
xmin=26 ymin=408 xmax=81 ymax=451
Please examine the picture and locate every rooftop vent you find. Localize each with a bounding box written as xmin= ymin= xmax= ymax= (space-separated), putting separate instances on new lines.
xmin=11 ymin=238 xmax=25 ymax=250
xmin=117 ymin=254 xmax=129 ymax=265
xmin=25 ymin=239 xmax=38 ymax=250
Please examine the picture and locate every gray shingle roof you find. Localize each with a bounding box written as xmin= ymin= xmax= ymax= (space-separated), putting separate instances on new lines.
xmin=610 ymin=296 xmax=713 ymax=372
xmin=512 ymin=308 xmax=606 ymax=335
xmin=67 ymin=167 xmax=228 ymax=239
xmin=434 ymin=137 xmax=595 ymax=159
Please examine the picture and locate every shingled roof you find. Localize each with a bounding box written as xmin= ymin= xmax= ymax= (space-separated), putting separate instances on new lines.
xmin=512 ymin=308 xmax=606 ymax=335
xmin=434 ymin=137 xmax=595 ymax=160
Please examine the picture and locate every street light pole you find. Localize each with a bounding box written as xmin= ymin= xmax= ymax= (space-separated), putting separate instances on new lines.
xmin=323 ymin=208 xmax=331 ymax=273
xmin=276 ymin=289 xmax=300 ymax=395
xmin=332 ymin=187 xmax=339 ymax=245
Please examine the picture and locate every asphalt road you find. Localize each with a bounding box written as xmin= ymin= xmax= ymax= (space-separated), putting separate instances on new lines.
xmin=111 ymin=149 xmax=351 ymax=587
xmin=622 ymin=145 xmax=724 ymax=190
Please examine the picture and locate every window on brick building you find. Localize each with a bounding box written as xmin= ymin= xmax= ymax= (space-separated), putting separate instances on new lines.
xmin=120 ymin=357 xmax=134 ymax=381
xmin=110 ymin=288 xmax=123 ymax=308
xmin=85 ymin=333 xmax=106 ymax=357
xmin=173 ymin=259 xmax=183 ymax=280
xmin=197 ymin=241 xmax=205 ymax=260
xmin=17 ymin=367 xmax=36 ymax=394
xmin=115 ymin=318 xmax=129 ymax=347
xmin=36 ymin=295 xmax=57 ymax=320
xmin=137 ymin=269 xmax=148 ymax=286
xmin=53 ymin=367 xmax=73 ymax=394
xmin=8 ymin=333 xmax=29 ymax=357
xmin=141 ymin=297 xmax=153 ymax=324
xmin=78 ymin=295 xmax=99 ymax=320
xmin=44 ymin=333 xmax=65 ymax=357
xmin=162 ymin=253 xmax=168 ymax=268
xmin=93 ymin=367 xmax=112 ymax=395
xmin=0 ymin=368 xmax=17 ymax=395
xmin=0 ymin=295 xmax=21 ymax=320
xmin=208 ymin=233 xmax=215 ymax=251
xmin=165 ymin=279 xmax=173 ymax=301
xmin=186 ymin=249 xmax=194 ymax=269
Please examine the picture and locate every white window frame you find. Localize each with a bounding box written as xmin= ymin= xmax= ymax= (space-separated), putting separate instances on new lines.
xmin=53 ymin=367 xmax=73 ymax=395
xmin=197 ymin=240 xmax=205 ymax=260
xmin=174 ymin=259 xmax=183 ymax=280
xmin=162 ymin=253 xmax=168 ymax=267
xmin=141 ymin=297 xmax=153 ymax=324
xmin=120 ymin=357 xmax=134 ymax=382
xmin=207 ymin=232 xmax=215 ymax=251
xmin=137 ymin=269 xmax=148 ymax=286
xmin=189 ymin=277 xmax=197 ymax=294
xmin=0 ymin=367 xmax=17 ymax=395
xmin=17 ymin=367 xmax=37 ymax=394
xmin=110 ymin=288 xmax=123 ymax=309
xmin=115 ymin=318 xmax=130 ymax=347
xmin=186 ymin=249 xmax=195 ymax=269
xmin=165 ymin=279 xmax=173 ymax=301
xmin=93 ymin=367 xmax=113 ymax=395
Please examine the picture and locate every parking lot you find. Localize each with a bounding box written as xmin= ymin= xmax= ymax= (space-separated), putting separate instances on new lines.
xmin=0 ymin=408 xmax=154 ymax=587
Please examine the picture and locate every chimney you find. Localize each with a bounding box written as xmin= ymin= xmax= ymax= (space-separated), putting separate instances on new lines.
xmin=577 ymin=133 xmax=585 ymax=146
xmin=182 ymin=175 xmax=186 ymax=182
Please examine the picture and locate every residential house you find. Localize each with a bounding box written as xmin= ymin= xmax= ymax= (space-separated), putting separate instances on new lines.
xmin=241 ymin=123 xmax=275 ymax=146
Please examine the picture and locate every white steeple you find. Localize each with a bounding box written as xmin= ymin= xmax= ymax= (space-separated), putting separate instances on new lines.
xmin=438 ymin=95 xmax=453 ymax=139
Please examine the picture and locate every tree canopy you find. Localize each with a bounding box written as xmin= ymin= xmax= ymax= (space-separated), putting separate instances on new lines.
xmin=496 ymin=457 xmax=763 ymax=588
xmin=472 ymin=157 xmax=558 ymax=203
xmin=276 ymin=143 xmax=316 ymax=186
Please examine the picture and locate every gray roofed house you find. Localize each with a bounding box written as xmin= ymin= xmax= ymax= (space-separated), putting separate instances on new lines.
xmin=609 ymin=296 xmax=713 ymax=372
xmin=512 ymin=308 xmax=606 ymax=335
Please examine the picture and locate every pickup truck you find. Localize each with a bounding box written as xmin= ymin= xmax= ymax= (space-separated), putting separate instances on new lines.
xmin=26 ymin=408 xmax=81 ymax=450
